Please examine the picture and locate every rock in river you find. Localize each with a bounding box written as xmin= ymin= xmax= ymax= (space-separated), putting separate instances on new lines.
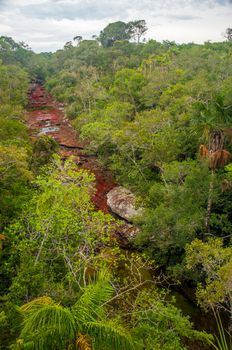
xmin=106 ymin=186 xmax=143 ymax=222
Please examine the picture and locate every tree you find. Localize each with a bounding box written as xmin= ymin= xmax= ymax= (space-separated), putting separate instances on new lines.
xmin=185 ymin=238 xmax=232 ymax=332
xmin=0 ymin=63 xmax=28 ymax=106
xmin=0 ymin=36 xmax=19 ymax=50
xmin=64 ymin=41 xmax=73 ymax=49
xmin=131 ymin=290 xmax=208 ymax=350
xmin=224 ymin=27 xmax=232 ymax=41
xmin=0 ymin=36 xmax=34 ymax=66
xmin=7 ymin=157 xmax=116 ymax=303
xmin=30 ymin=135 xmax=59 ymax=173
xmin=111 ymin=68 xmax=146 ymax=109
xmin=0 ymin=145 xmax=32 ymax=228
xmin=128 ymin=20 xmax=148 ymax=44
xmin=99 ymin=22 xmax=130 ymax=48
xmin=73 ymin=35 xmax=83 ymax=45
xmin=136 ymin=160 xmax=211 ymax=266
xmin=14 ymin=272 xmax=134 ymax=350
xmin=19 ymin=41 xmax=31 ymax=50
xmin=0 ymin=59 xmax=31 ymax=229
xmin=194 ymin=94 xmax=232 ymax=233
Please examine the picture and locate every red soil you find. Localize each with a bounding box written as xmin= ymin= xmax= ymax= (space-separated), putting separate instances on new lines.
xmin=26 ymin=84 xmax=116 ymax=212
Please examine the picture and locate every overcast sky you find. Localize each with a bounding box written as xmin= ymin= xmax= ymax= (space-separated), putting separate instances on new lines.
xmin=0 ymin=0 xmax=231 ymax=52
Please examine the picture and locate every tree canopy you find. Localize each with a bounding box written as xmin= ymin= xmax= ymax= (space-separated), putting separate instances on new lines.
xmin=0 ymin=27 xmax=232 ymax=349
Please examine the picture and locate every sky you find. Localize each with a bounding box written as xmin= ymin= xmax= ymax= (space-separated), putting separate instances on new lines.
xmin=0 ymin=0 xmax=231 ymax=52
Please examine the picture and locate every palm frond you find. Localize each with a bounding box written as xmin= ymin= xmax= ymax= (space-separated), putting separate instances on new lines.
xmin=18 ymin=340 xmax=35 ymax=350
xmin=20 ymin=296 xmax=54 ymax=314
xmin=72 ymin=270 xmax=114 ymax=324
xmin=85 ymin=320 xmax=134 ymax=350
xmin=20 ymin=298 xmax=76 ymax=350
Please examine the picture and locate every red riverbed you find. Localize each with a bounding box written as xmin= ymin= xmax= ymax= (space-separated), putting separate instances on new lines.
xmin=26 ymin=83 xmax=116 ymax=212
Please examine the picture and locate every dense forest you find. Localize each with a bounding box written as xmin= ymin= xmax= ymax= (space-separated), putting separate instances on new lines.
xmin=0 ymin=21 xmax=232 ymax=349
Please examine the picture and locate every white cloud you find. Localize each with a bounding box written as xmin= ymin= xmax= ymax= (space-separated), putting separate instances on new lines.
xmin=0 ymin=0 xmax=231 ymax=52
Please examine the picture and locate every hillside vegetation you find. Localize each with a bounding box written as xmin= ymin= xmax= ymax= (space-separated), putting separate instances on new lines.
xmin=0 ymin=25 xmax=232 ymax=349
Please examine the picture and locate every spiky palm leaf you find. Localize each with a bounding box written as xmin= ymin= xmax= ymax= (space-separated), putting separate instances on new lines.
xmin=19 ymin=298 xmax=76 ymax=350
xmin=72 ymin=270 xmax=114 ymax=324
xmin=85 ymin=320 xmax=134 ymax=350
xmin=17 ymin=272 xmax=134 ymax=350
xmin=20 ymin=296 xmax=54 ymax=313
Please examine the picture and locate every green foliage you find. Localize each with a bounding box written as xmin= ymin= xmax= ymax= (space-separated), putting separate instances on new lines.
xmin=127 ymin=20 xmax=148 ymax=44
xmin=0 ymin=117 xmax=28 ymax=146
xmin=111 ymin=68 xmax=146 ymax=107
xmin=225 ymin=163 xmax=232 ymax=181
xmin=136 ymin=160 xmax=211 ymax=266
xmin=30 ymin=135 xmax=59 ymax=173
xmin=46 ymin=39 xmax=232 ymax=294
xmin=99 ymin=21 xmax=131 ymax=48
xmin=0 ymin=63 xmax=28 ymax=105
xmin=15 ymin=273 xmax=134 ymax=350
xmin=85 ymin=320 xmax=133 ymax=350
xmin=0 ymin=36 xmax=33 ymax=67
xmin=131 ymin=290 xmax=209 ymax=350
xmin=19 ymin=297 xmax=76 ymax=350
xmin=0 ymin=61 xmax=31 ymax=228
xmin=185 ymin=238 xmax=232 ymax=316
xmin=2 ymin=30 xmax=232 ymax=348
xmin=0 ymin=57 xmax=33 ymax=347
xmin=72 ymin=270 xmax=114 ymax=323
xmin=7 ymin=157 xmax=116 ymax=304
xmin=98 ymin=20 xmax=147 ymax=47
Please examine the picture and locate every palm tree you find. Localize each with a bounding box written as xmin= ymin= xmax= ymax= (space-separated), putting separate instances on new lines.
xmin=194 ymin=93 xmax=232 ymax=233
xmin=15 ymin=272 xmax=134 ymax=350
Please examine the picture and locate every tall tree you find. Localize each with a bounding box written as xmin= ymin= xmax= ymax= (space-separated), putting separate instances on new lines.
xmin=224 ymin=27 xmax=232 ymax=41
xmin=99 ymin=21 xmax=130 ymax=48
xmin=73 ymin=35 xmax=83 ymax=45
xmin=186 ymin=238 xmax=232 ymax=333
xmin=128 ymin=20 xmax=148 ymax=44
xmin=195 ymin=94 xmax=232 ymax=233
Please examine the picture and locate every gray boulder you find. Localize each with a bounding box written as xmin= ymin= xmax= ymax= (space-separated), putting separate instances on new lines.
xmin=106 ymin=186 xmax=143 ymax=222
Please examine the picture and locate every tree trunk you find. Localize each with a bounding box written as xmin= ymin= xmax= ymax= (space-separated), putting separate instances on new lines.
xmin=209 ymin=130 xmax=224 ymax=152
xmin=204 ymin=130 xmax=224 ymax=235
xmin=229 ymin=295 xmax=232 ymax=336
xmin=34 ymin=230 xmax=48 ymax=265
xmin=205 ymin=169 xmax=215 ymax=234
